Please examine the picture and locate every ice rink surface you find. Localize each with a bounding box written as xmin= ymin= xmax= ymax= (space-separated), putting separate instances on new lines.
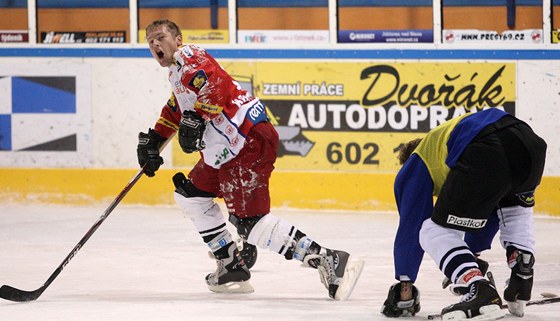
xmin=1 ymin=204 xmax=559 ymax=321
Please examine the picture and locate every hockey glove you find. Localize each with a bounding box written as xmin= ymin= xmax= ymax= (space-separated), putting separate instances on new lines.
xmin=381 ymin=282 xmax=420 ymax=317
xmin=179 ymin=110 xmax=206 ymax=153
xmin=137 ymin=128 xmax=165 ymax=177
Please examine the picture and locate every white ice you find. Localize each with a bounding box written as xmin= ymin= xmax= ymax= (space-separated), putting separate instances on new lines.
xmin=1 ymin=204 xmax=559 ymax=321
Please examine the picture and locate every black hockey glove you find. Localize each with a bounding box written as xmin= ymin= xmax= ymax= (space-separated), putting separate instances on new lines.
xmin=178 ymin=110 xmax=206 ymax=154
xmin=137 ymin=128 xmax=165 ymax=177
xmin=381 ymin=282 xmax=420 ymax=317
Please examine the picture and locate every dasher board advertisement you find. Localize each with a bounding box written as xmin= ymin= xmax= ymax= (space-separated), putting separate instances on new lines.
xmin=172 ymin=62 xmax=515 ymax=173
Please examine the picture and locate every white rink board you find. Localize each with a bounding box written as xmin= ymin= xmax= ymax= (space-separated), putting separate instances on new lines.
xmin=0 ymin=57 xmax=558 ymax=176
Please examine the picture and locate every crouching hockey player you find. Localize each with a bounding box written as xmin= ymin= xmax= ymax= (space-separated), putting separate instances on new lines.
xmin=137 ymin=19 xmax=364 ymax=300
xmin=381 ymin=108 xmax=546 ymax=320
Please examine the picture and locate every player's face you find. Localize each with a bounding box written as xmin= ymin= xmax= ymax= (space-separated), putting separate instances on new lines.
xmin=146 ymin=25 xmax=181 ymax=67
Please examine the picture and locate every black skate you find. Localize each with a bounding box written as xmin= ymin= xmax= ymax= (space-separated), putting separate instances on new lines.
xmin=441 ymin=279 xmax=504 ymax=321
xmin=504 ymin=248 xmax=534 ymax=317
xmin=208 ymin=237 xmax=258 ymax=270
xmin=206 ymin=241 xmax=254 ymax=293
xmin=303 ymin=249 xmax=364 ymax=300
xmin=238 ymin=239 xmax=258 ymax=269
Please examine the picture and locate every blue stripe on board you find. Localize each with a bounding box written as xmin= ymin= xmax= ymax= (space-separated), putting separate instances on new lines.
xmin=0 ymin=114 xmax=11 ymax=150
xmin=12 ymin=77 xmax=76 ymax=113
xmin=1 ymin=48 xmax=560 ymax=60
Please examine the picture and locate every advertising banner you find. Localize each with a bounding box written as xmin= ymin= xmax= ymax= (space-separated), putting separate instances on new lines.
xmin=552 ymin=30 xmax=560 ymax=43
xmin=443 ymin=29 xmax=543 ymax=44
xmin=138 ymin=29 xmax=229 ymax=44
xmin=237 ymin=30 xmax=329 ymax=44
xmin=0 ymin=64 xmax=92 ymax=167
xmin=0 ymin=31 xmax=28 ymax=43
xmin=338 ymin=30 xmax=433 ymax=43
xmin=41 ymin=31 xmax=126 ymax=44
xmin=173 ymin=62 xmax=516 ymax=173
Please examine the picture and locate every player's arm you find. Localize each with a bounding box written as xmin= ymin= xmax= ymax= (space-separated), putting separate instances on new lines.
xmin=382 ymin=154 xmax=433 ymax=317
xmin=393 ymin=155 xmax=433 ymax=282
xmin=154 ymin=95 xmax=182 ymax=138
xmin=137 ymin=95 xmax=181 ymax=177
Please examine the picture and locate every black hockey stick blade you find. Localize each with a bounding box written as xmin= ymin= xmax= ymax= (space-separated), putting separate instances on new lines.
xmin=0 ymin=285 xmax=45 ymax=302
xmin=0 ymin=167 xmax=146 ymax=302
xmin=0 ymin=136 xmax=174 ymax=302
xmin=427 ymin=296 xmax=560 ymax=319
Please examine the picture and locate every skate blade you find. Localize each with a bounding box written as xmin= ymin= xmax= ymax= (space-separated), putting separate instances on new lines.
xmin=208 ymin=280 xmax=254 ymax=294
xmin=334 ymin=258 xmax=365 ymax=301
xmin=506 ymin=300 xmax=527 ymax=317
xmin=442 ymin=304 xmax=505 ymax=321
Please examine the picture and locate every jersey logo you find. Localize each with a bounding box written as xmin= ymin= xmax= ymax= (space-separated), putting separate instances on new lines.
xmin=166 ymin=94 xmax=178 ymax=112
xmin=246 ymin=101 xmax=267 ymax=125
xmin=157 ymin=117 xmax=179 ymax=131
xmin=194 ymin=101 xmax=223 ymax=115
xmin=446 ymin=215 xmax=487 ymax=229
xmin=214 ymin=148 xmax=230 ymax=166
xmin=516 ymin=191 xmax=535 ymax=207
xmin=188 ymin=70 xmax=208 ymax=90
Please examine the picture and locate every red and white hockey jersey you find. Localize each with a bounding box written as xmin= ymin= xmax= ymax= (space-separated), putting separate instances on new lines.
xmin=153 ymin=45 xmax=268 ymax=168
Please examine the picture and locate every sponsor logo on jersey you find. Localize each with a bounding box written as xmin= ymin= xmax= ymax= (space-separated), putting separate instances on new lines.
xmin=214 ymin=147 xmax=230 ymax=166
xmin=188 ymin=70 xmax=208 ymax=90
xmin=173 ymin=85 xmax=190 ymax=95
xmin=446 ymin=215 xmax=487 ymax=229
xmin=246 ymin=101 xmax=267 ymax=124
xmin=194 ymin=101 xmax=223 ymax=114
xmin=166 ymin=94 xmax=178 ymax=112
xmin=157 ymin=117 xmax=179 ymax=131
xmin=516 ymin=191 xmax=535 ymax=206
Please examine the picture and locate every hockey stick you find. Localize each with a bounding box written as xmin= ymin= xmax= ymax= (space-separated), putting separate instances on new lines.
xmin=427 ymin=295 xmax=560 ymax=320
xmin=0 ymin=135 xmax=173 ymax=302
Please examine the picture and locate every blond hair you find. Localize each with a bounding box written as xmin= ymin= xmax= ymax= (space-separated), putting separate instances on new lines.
xmin=146 ymin=19 xmax=182 ymax=38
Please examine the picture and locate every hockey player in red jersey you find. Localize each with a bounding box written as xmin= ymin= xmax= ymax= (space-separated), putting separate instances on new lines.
xmin=136 ymin=19 xmax=364 ymax=299
xmin=381 ymin=109 xmax=547 ymax=320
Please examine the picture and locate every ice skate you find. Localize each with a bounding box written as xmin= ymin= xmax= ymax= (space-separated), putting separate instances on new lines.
xmin=303 ymin=249 xmax=364 ymax=300
xmin=206 ymin=241 xmax=254 ymax=294
xmin=504 ymin=248 xmax=534 ymax=317
xmin=207 ymin=237 xmax=258 ymax=270
xmin=441 ymin=279 xmax=505 ymax=321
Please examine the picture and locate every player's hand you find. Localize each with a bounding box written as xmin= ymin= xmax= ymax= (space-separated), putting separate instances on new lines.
xmin=137 ymin=128 xmax=164 ymax=177
xmin=178 ymin=110 xmax=206 ymax=153
xmin=381 ymin=282 xmax=420 ymax=317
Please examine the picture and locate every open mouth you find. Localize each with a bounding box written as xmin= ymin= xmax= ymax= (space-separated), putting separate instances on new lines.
xmin=157 ymin=50 xmax=164 ymax=59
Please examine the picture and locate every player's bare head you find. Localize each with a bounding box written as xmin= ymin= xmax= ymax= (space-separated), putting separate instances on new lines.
xmin=398 ymin=138 xmax=423 ymax=165
xmin=146 ymin=19 xmax=182 ymax=39
xmin=146 ymin=19 xmax=183 ymax=67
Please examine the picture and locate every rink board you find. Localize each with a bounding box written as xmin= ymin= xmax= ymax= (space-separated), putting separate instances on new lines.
xmin=0 ymin=168 xmax=558 ymax=216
